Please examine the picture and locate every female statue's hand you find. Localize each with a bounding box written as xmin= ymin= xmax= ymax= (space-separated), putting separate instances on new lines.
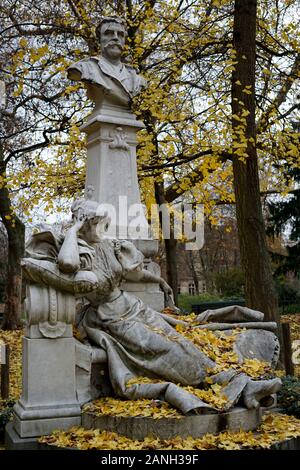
xmin=72 ymin=215 xmax=88 ymax=234
xmin=159 ymin=278 xmax=181 ymax=313
xmin=159 ymin=279 xmax=173 ymax=297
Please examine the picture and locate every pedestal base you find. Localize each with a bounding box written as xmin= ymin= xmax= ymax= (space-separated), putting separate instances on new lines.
xmin=13 ymin=408 xmax=81 ymax=438
xmin=5 ymin=422 xmax=39 ymax=450
xmin=14 ymin=335 xmax=81 ymax=438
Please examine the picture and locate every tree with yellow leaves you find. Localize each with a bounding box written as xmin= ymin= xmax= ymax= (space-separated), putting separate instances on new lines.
xmin=0 ymin=0 xmax=299 ymax=329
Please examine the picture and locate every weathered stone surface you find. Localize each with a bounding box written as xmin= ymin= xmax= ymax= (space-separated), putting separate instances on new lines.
xmin=19 ymin=337 xmax=78 ymax=407
xmin=195 ymin=322 xmax=277 ymax=331
xmin=13 ymin=336 xmax=81 ymax=438
xmin=234 ymin=329 xmax=280 ymax=368
xmin=23 ymin=283 xmax=76 ymax=336
xmin=121 ymin=239 xmax=164 ymax=311
xmin=5 ymin=422 xmax=39 ymax=451
xmin=68 ymin=18 xmax=148 ymax=240
xmin=242 ymin=379 xmax=281 ymax=410
xmin=67 ymin=18 xmax=166 ymax=314
xmin=197 ymin=305 xmax=265 ymax=323
xmin=8 ymin=410 xmax=300 ymax=450
xmin=67 ymin=16 xmax=165 ymax=309
xmin=269 ymin=436 xmax=300 ymax=450
xmin=68 ymin=17 xmax=147 ymax=108
xmin=81 ymin=407 xmax=261 ymax=440
xmin=16 ymin=13 xmax=282 ymax=442
xmin=83 ymin=120 xmax=149 ymax=240
xmin=14 ymin=415 xmax=81 ymax=439
xmin=122 ymin=287 xmax=164 ymax=312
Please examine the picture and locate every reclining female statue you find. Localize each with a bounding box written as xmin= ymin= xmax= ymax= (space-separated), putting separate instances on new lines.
xmin=22 ymin=198 xmax=281 ymax=415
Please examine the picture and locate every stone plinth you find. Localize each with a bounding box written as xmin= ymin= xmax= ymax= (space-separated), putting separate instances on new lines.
xmin=82 ymin=107 xmax=166 ymax=310
xmin=10 ymin=334 xmax=81 ymax=440
xmin=81 ymin=407 xmax=262 ymax=440
xmin=82 ymin=113 xmax=165 ymax=310
xmin=81 ymin=105 xmax=149 ymax=240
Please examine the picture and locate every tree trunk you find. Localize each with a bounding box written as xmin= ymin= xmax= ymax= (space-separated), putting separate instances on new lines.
xmin=0 ymin=144 xmax=25 ymax=330
xmin=186 ymin=251 xmax=199 ymax=295
xmin=154 ymin=181 xmax=178 ymax=305
xmin=231 ymin=0 xmax=279 ymax=323
xmin=2 ymin=217 xmax=25 ymax=330
xmin=165 ymin=236 xmax=178 ymax=305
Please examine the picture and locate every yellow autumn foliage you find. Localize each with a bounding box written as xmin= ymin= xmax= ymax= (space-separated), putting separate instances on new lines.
xmin=83 ymin=397 xmax=183 ymax=420
xmin=0 ymin=329 xmax=23 ymax=406
xmin=174 ymin=323 xmax=272 ymax=379
xmin=1 ymin=0 xmax=298 ymax=223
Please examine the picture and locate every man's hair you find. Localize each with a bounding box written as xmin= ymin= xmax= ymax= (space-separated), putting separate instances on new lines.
xmin=95 ymin=16 xmax=126 ymax=41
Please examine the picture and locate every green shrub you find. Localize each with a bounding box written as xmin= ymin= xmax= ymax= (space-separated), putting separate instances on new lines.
xmin=0 ymin=400 xmax=15 ymax=442
xmin=280 ymin=304 xmax=300 ymax=315
xmin=277 ymin=375 xmax=300 ymax=419
xmin=178 ymin=293 xmax=221 ymax=313
xmin=275 ymin=276 xmax=300 ymax=303
xmin=213 ymin=268 xmax=245 ymax=298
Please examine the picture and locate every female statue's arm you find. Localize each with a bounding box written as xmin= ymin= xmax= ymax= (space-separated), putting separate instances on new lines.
xmin=115 ymin=239 xmax=180 ymax=311
xmin=57 ymin=219 xmax=85 ymax=273
xmin=124 ymin=268 xmax=173 ymax=298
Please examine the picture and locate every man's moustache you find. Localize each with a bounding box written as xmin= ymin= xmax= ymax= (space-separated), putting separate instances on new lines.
xmin=105 ymin=42 xmax=123 ymax=49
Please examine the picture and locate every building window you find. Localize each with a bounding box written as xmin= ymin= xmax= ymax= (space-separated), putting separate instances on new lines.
xmin=188 ymin=282 xmax=195 ymax=295
xmin=178 ymin=286 xmax=181 ymax=295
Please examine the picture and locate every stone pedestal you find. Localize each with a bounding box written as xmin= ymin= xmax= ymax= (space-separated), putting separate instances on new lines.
xmin=11 ymin=333 xmax=81 ymax=439
xmin=82 ymin=100 xmax=165 ymax=312
xmin=81 ymin=101 xmax=149 ymax=240
xmin=6 ymin=284 xmax=81 ymax=447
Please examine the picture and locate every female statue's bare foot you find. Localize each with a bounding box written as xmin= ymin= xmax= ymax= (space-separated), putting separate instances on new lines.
xmin=242 ymin=378 xmax=281 ymax=409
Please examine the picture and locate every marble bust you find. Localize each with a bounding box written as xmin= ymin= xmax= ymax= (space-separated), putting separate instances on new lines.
xmin=68 ymin=16 xmax=147 ymax=107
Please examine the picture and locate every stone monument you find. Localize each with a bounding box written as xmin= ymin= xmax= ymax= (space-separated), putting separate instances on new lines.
xmin=6 ymin=197 xmax=282 ymax=449
xmin=67 ymin=16 xmax=164 ymax=311
xmin=5 ymin=16 xmax=283 ymax=450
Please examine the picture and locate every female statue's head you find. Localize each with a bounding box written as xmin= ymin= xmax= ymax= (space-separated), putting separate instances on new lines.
xmin=71 ymin=198 xmax=111 ymax=244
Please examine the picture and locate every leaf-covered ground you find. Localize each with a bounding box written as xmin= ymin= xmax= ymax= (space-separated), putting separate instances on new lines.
xmin=38 ymin=413 xmax=300 ymax=450
xmin=0 ymin=329 xmax=22 ymax=413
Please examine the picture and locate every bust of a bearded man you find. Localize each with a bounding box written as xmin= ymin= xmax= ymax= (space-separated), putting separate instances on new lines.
xmin=68 ymin=16 xmax=146 ymax=107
